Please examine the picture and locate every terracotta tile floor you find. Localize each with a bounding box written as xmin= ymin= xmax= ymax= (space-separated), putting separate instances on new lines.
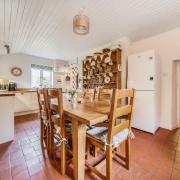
xmin=0 ymin=114 xmax=180 ymax=180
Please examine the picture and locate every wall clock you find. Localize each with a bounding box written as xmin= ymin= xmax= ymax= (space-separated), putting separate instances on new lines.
xmin=11 ymin=67 xmax=22 ymax=76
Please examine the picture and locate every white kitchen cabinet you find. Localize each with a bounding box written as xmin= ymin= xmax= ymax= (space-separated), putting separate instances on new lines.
xmin=15 ymin=92 xmax=38 ymax=115
xmin=0 ymin=95 xmax=15 ymax=144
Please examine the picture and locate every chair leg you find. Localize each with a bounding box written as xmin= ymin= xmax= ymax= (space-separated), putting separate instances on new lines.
xmin=125 ymin=137 xmax=130 ymax=170
xmin=40 ymin=120 xmax=44 ymax=146
xmin=60 ymin=119 xmax=66 ymax=175
xmin=49 ymin=124 xmax=54 ymax=159
xmin=46 ymin=125 xmax=50 ymax=154
xmin=106 ymin=146 xmax=112 ymax=180
xmin=94 ymin=147 xmax=99 ymax=157
xmin=86 ymin=143 xmax=90 ymax=160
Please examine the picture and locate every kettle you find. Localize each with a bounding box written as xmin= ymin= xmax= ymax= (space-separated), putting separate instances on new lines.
xmin=9 ymin=82 xmax=17 ymax=91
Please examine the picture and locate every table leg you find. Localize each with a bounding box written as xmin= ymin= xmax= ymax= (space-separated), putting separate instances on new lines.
xmin=72 ymin=120 xmax=87 ymax=180
xmin=60 ymin=118 xmax=66 ymax=175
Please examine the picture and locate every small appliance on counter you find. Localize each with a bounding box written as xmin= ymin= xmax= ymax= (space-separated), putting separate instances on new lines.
xmin=9 ymin=82 xmax=17 ymax=91
xmin=0 ymin=78 xmax=9 ymax=91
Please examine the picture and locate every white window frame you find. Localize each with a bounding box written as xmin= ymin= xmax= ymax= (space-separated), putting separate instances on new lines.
xmin=31 ymin=64 xmax=53 ymax=88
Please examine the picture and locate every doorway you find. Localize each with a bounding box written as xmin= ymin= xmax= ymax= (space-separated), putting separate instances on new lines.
xmin=176 ymin=61 xmax=180 ymax=127
xmin=173 ymin=60 xmax=180 ymax=128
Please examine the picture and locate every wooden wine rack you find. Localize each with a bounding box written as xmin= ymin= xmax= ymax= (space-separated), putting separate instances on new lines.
xmin=83 ymin=48 xmax=121 ymax=89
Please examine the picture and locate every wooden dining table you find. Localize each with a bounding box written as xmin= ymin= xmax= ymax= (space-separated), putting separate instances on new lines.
xmin=63 ymin=99 xmax=111 ymax=180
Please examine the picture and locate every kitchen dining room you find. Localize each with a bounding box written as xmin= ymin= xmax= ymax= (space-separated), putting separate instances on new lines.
xmin=1 ymin=1 xmax=180 ymax=180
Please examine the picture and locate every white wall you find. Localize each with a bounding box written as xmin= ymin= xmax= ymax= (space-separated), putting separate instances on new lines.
xmin=0 ymin=53 xmax=53 ymax=88
xmin=130 ymin=27 xmax=180 ymax=130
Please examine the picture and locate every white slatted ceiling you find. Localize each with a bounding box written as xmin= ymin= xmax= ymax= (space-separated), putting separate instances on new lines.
xmin=0 ymin=0 xmax=180 ymax=60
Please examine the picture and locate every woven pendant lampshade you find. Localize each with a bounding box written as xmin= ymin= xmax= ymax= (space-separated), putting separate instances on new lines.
xmin=73 ymin=9 xmax=89 ymax=35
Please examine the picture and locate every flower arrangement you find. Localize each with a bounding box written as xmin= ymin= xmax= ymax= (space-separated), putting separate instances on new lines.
xmin=68 ymin=89 xmax=77 ymax=98
xmin=67 ymin=89 xmax=77 ymax=105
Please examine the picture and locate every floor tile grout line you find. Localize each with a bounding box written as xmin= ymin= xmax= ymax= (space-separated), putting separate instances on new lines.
xmin=170 ymin=131 xmax=180 ymax=180
xmin=21 ymin=121 xmax=49 ymax=179
xmin=18 ymin=127 xmax=32 ymax=179
xmin=8 ymin=151 xmax=12 ymax=180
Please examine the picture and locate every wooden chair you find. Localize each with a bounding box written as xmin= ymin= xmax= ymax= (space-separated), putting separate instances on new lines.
xmin=83 ymin=88 xmax=95 ymax=101
xmin=98 ymin=88 xmax=113 ymax=102
xmin=76 ymin=91 xmax=84 ymax=102
xmin=37 ymin=88 xmax=50 ymax=153
xmin=86 ymin=89 xmax=135 ymax=180
xmin=92 ymin=88 xmax=113 ymax=128
xmin=46 ymin=88 xmax=71 ymax=175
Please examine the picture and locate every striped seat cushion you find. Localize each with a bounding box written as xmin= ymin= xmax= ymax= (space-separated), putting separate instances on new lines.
xmin=43 ymin=119 xmax=50 ymax=126
xmin=54 ymin=120 xmax=72 ymax=134
xmin=87 ymin=127 xmax=129 ymax=147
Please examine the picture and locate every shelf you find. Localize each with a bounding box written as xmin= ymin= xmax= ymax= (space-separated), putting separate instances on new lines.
xmin=83 ymin=48 xmax=121 ymax=89
xmin=83 ymin=71 xmax=118 ymax=77
xmin=84 ymin=82 xmax=116 ymax=85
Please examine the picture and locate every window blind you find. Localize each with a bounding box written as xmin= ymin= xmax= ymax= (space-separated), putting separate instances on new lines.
xmin=31 ymin=64 xmax=53 ymax=71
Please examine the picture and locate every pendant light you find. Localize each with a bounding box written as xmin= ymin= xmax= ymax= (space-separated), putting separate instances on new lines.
xmin=73 ymin=8 xmax=89 ymax=35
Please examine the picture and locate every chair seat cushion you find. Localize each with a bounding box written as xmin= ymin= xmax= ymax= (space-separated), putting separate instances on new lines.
xmin=54 ymin=124 xmax=61 ymax=134
xmin=54 ymin=120 xmax=72 ymax=134
xmin=43 ymin=119 xmax=50 ymax=126
xmin=87 ymin=127 xmax=129 ymax=147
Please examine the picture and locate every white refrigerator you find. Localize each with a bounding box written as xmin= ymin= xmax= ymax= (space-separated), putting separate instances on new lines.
xmin=127 ymin=50 xmax=160 ymax=134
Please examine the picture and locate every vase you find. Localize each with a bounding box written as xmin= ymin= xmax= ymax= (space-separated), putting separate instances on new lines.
xmin=71 ymin=96 xmax=77 ymax=108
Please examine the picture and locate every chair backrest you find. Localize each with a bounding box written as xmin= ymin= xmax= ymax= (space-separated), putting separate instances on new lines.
xmin=107 ymin=89 xmax=135 ymax=143
xmin=46 ymin=88 xmax=63 ymax=126
xmin=37 ymin=88 xmax=49 ymax=121
xmin=98 ymin=88 xmax=113 ymax=101
xmin=83 ymin=88 xmax=95 ymax=101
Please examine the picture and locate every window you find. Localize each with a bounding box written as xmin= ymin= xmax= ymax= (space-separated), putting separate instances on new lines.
xmin=31 ymin=64 xmax=53 ymax=88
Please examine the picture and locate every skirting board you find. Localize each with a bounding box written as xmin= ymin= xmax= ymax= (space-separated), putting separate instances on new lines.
xmin=14 ymin=110 xmax=39 ymax=116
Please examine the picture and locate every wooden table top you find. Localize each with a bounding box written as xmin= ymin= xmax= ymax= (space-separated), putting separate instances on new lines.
xmin=63 ymin=100 xmax=110 ymax=125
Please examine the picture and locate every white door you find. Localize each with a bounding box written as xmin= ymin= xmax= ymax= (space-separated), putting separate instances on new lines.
xmin=132 ymin=91 xmax=159 ymax=134
xmin=128 ymin=50 xmax=155 ymax=90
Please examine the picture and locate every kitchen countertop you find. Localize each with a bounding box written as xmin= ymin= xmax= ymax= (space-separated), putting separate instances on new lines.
xmin=0 ymin=88 xmax=37 ymax=97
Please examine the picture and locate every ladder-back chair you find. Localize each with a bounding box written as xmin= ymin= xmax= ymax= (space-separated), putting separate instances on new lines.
xmin=98 ymin=88 xmax=113 ymax=102
xmin=46 ymin=88 xmax=71 ymax=175
xmin=83 ymin=88 xmax=95 ymax=101
xmin=37 ymin=88 xmax=50 ymax=153
xmin=93 ymin=88 xmax=113 ymax=128
xmin=86 ymin=88 xmax=135 ymax=180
